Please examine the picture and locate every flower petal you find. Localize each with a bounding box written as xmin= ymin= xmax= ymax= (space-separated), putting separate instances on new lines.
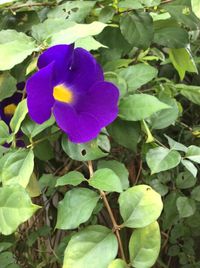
xmin=38 ymin=44 xmax=74 ymax=84
xmin=65 ymin=48 xmax=104 ymax=93
xmin=26 ymin=63 xmax=54 ymax=124
xmin=53 ymin=102 xmax=101 ymax=143
xmin=75 ymin=81 xmax=119 ymax=127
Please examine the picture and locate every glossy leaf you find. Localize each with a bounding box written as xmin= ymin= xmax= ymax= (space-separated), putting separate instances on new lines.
xmin=56 ymin=171 xmax=86 ymax=187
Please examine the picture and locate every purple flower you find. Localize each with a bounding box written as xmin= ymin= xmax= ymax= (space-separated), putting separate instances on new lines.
xmin=26 ymin=45 xmax=119 ymax=143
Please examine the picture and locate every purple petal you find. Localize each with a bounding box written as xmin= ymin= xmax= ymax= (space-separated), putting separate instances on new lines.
xmin=38 ymin=44 xmax=74 ymax=85
xmin=75 ymin=81 xmax=119 ymax=127
xmin=65 ymin=48 xmax=104 ymax=93
xmin=53 ymin=102 xmax=101 ymax=143
xmin=26 ymin=63 xmax=54 ymax=124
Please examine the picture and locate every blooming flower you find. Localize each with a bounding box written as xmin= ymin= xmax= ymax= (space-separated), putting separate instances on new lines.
xmin=26 ymin=45 xmax=119 ymax=143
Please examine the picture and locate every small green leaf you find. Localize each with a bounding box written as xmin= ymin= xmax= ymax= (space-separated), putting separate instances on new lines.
xmin=0 ymin=72 xmax=16 ymax=101
xmin=98 ymin=160 xmax=129 ymax=190
xmin=10 ymin=99 xmax=28 ymax=134
xmin=0 ymin=121 xmax=10 ymax=145
xmin=181 ymin=159 xmax=197 ymax=178
xmin=119 ymin=185 xmax=163 ymax=228
xmin=186 ymin=145 xmax=200 ymax=164
xmin=56 ymin=171 xmax=86 ymax=187
xmin=63 ymin=225 xmax=118 ymax=268
xmin=176 ymin=197 xmax=196 ymax=218
xmin=108 ymin=259 xmax=128 ymax=268
xmin=146 ymin=147 xmax=181 ymax=174
xmin=75 ymin=36 xmax=107 ymax=51
xmin=50 ymin=22 xmax=107 ymax=46
xmin=89 ymin=168 xmax=123 ymax=193
xmin=165 ymin=135 xmax=187 ymax=152
xmin=26 ymin=173 xmax=41 ymax=198
xmin=119 ymin=94 xmax=170 ymax=121
xmin=118 ymin=64 xmax=158 ymax=91
xmin=191 ymin=186 xmax=200 ymax=201
xmin=62 ymin=137 xmax=107 ymax=161
xmin=176 ymin=84 xmax=200 ymax=105
xmin=0 ymin=149 xmax=34 ymax=188
xmin=129 ymin=221 xmax=161 ymax=268
xmin=169 ymin=48 xmax=198 ymax=80
xmin=56 ymin=188 xmax=99 ymax=230
xmin=176 ymin=171 xmax=197 ymax=189
xmin=0 ymin=30 xmax=37 ymax=71
xmin=0 ymin=185 xmax=39 ymax=235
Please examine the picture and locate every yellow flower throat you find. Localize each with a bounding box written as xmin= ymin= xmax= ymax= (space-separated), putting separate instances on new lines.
xmin=53 ymin=84 xmax=73 ymax=104
xmin=4 ymin=104 xmax=17 ymax=116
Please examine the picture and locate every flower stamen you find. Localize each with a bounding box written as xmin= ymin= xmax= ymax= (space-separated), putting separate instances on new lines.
xmin=4 ymin=103 xmax=17 ymax=116
xmin=53 ymin=84 xmax=73 ymax=104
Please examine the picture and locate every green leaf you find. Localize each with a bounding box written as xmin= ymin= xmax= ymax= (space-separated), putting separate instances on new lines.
xmin=165 ymin=135 xmax=187 ymax=152
xmin=176 ymin=171 xmax=197 ymax=189
xmin=119 ymin=94 xmax=170 ymax=121
xmin=26 ymin=173 xmax=41 ymax=198
xmin=186 ymin=145 xmax=200 ymax=163
xmin=181 ymin=159 xmax=197 ymax=178
xmin=0 ymin=149 xmax=34 ymax=188
xmin=75 ymin=36 xmax=106 ymax=51
xmin=63 ymin=225 xmax=118 ymax=268
xmin=176 ymin=84 xmax=200 ymax=105
xmin=176 ymin=197 xmax=196 ymax=218
xmin=56 ymin=188 xmax=99 ymax=230
xmin=0 ymin=185 xmax=39 ymax=235
xmin=120 ymin=12 xmax=153 ymax=49
xmin=89 ymin=168 xmax=123 ymax=193
xmin=47 ymin=1 xmax=95 ymax=22
xmin=191 ymin=186 xmax=200 ymax=201
xmin=10 ymin=99 xmax=28 ymax=134
xmin=140 ymin=0 xmax=161 ymax=6
xmin=21 ymin=116 xmax=55 ymax=139
xmin=129 ymin=221 xmax=161 ymax=268
xmin=119 ymin=185 xmax=163 ymax=228
xmin=56 ymin=171 xmax=86 ymax=187
xmin=162 ymin=192 xmax=179 ymax=230
xmin=98 ymin=160 xmax=129 ymax=190
xmin=107 ymin=119 xmax=140 ymax=152
xmin=146 ymin=147 xmax=181 ymax=174
xmin=0 ymin=30 xmax=37 ymax=71
xmin=118 ymin=64 xmax=158 ymax=92
xmin=0 ymin=121 xmax=10 ymax=145
xmin=191 ymin=0 xmax=200 ymax=19
xmin=169 ymin=48 xmax=198 ymax=80
xmin=108 ymin=259 xmax=128 ymax=268
xmin=50 ymin=22 xmax=107 ymax=46
xmin=0 ymin=72 xmax=16 ymax=101
xmin=118 ymin=0 xmax=143 ymax=9
xmin=0 ymin=252 xmax=14 ymax=268
xmin=62 ymin=137 xmax=107 ymax=161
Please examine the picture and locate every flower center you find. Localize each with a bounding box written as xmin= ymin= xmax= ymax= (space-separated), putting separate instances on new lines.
xmin=4 ymin=103 xmax=17 ymax=116
xmin=53 ymin=84 xmax=73 ymax=104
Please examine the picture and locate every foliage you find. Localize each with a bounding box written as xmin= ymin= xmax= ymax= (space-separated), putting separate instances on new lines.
xmin=0 ymin=0 xmax=200 ymax=267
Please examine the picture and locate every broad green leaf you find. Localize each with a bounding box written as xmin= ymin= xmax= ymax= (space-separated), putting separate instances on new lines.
xmin=169 ymin=48 xmax=198 ymax=80
xmin=50 ymin=22 xmax=107 ymax=46
xmin=118 ymin=0 xmax=143 ymax=9
xmin=0 ymin=30 xmax=37 ymax=70
xmin=117 ymin=64 xmax=158 ymax=92
xmin=26 ymin=173 xmax=41 ymax=198
xmin=56 ymin=171 xmax=86 ymax=187
xmin=63 ymin=225 xmax=118 ymax=268
xmin=99 ymin=6 xmax=115 ymax=23
xmin=129 ymin=221 xmax=161 ymax=268
xmin=0 ymin=242 xmax=12 ymax=253
xmin=140 ymin=0 xmax=161 ymax=6
xmin=181 ymin=159 xmax=197 ymax=178
xmin=10 ymin=99 xmax=28 ymax=134
xmin=107 ymin=119 xmax=140 ymax=152
xmin=146 ymin=147 xmax=181 ymax=174
xmin=176 ymin=197 xmax=196 ymax=218
xmin=119 ymin=94 xmax=170 ymax=121
xmin=56 ymin=188 xmax=99 ymax=230
xmin=120 ymin=12 xmax=153 ymax=49
xmin=108 ymin=259 xmax=128 ymax=268
xmin=176 ymin=84 xmax=200 ymax=105
xmin=119 ymin=185 xmax=163 ymax=228
xmin=47 ymin=1 xmax=95 ymax=22
xmin=149 ymin=179 xmax=168 ymax=196
xmin=0 ymin=252 xmax=14 ymax=268
xmin=89 ymin=168 xmax=123 ymax=193
xmin=191 ymin=0 xmax=200 ymax=19
xmin=164 ymin=135 xmax=187 ymax=152
xmin=0 ymin=185 xmax=39 ymax=235
xmin=162 ymin=192 xmax=179 ymax=230
xmin=0 ymin=149 xmax=34 ymax=188
xmin=21 ymin=116 xmax=55 ymax=139
xmin=191 ymin=186 xmax=200 ymax=201
xmin=39 ymin=174 xmax=57 ymax=197
xmin=62 ymin=137 xmax=107 ymax=161
xmin=0 ymin=121 xmax=10 ymax=145
xmin=98 ymin=160 xmax=129 ymax=190
xmin=176 ymin=171 xmax=197 ymax=189
xmin=186 ymin=145 xmax=200 ymax=163
xmin=75 ymin=36 xmax=106 ymax=51
xmin=0 ymin=72 xmax=16 ymax=101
